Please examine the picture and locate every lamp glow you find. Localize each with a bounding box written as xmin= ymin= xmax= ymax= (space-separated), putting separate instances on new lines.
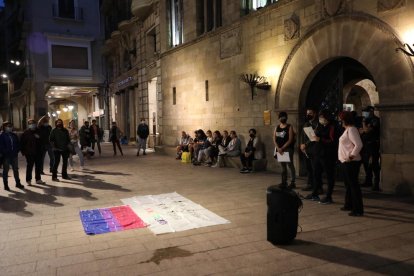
xmin=68 ymin=105 xmax=74 ymax=111
xmin=63 ymin=107 xmax=69 ymax=112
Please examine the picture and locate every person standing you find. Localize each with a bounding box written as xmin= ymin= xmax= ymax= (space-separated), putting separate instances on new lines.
xmin=110 ymin=122 xmax=123 ymax=156
xmin=20 ymin=119 xmax=45 ymax=186
xmin=300 ymin=108 xmax=319 ymax=191
xmin=79 ymin=121 xmax=92 ymax=151
xmin=0 ymin=122 xmax=24 ymax=190
xmin=90 ymin=119 xmax=102 ymax=156
xmin=49 ymin=119 xmax=71 ymax=181
xmin=136 ymin=118 xmax=149 ymax=156
xmin=338 ymin=111 xmax=364 ymax=216
xmin=38 ymin=116 xmax=55 ymax=174
xmin=361 ymin=106 xmax=381 ymax=191
xmin=68 ymin=120 xmax=85 ymax=171
xmin=274 ymin=112 xmax=296 ymax=189
xmin=304 ymin=110 xmax=337 ymax=203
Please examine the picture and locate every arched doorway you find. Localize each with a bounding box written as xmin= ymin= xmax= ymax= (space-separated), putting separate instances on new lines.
xmin=274 ymin=13 xmax=414 ymax=193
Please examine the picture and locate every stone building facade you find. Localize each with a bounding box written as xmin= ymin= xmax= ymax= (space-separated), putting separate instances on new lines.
xmin=157 ymin=0 xmax=414 ymax=194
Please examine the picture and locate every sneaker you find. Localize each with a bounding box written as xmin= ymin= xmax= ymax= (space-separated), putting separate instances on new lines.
xmin=319 ymin=197 xmax=333 ymax=205
xmin=26 ymin=181 xmax=32 ymax=186
xmin=16 ymin=184 xmax=25 ymax=190
xmin=52 ymin=177 xmax=60 ymax=182
xmin=40 ymin=171 xmax=46 ymax=175
xmin=36 ymin=180 xmax=46 ymax=185
xmin=70 ymin=168 xmax=75 ymax=172
xmin=204 ymin=162 xmax=212 ymax=167
xmin=211 ymin=163 xmax=219 ymax=168
xmin=240 ymin=167 xmax=248 ymax=173
xmin=304 ymin=194 xmax=319 ymax=201
xmin=247 ymin=168 xmax=253 ymax=173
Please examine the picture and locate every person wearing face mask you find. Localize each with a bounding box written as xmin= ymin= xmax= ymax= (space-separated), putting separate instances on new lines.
xmin=0 ymin=122 xmax=24 ymax=190
xmin=300 ymin=108 xmax=319 ymax=191
xmin=38 ymin=116 xmax=55 ymax=174
xmin=79 ymin=121 xmax=92 ymax=151
xmin=90 ymin=119 xmax=102 ymax=156
xmin=274 ymin=112 xmax=296 ymax=188
xmin=304 ymin=110 xmax=337 ymax=203
xmin=49 ymin=119 xmax=71 ymax=181
xmin=20 ymin=119 xmax=46 ymax=186
xmin=136 ymin=118 xmax=150 ymax=156
xmin=215 ymin=130 xmax=241 ymax=168
xmin=240 ymin=129 xmax=262 ymax=173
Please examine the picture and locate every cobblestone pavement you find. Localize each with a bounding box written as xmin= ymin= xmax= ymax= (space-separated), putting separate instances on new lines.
xmin=0 ymin=144 xmax=413 ymax=276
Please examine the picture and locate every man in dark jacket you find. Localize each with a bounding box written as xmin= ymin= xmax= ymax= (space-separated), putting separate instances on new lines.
xmin=38 ymin=115 xmax=55 ymax=174
xmin=21 ymin=119 xmax=45 ymax=186
xmin=49 ymin=119 xmax=71 ymax=181
xmin=136 ymin=118 xmax=149 ymax=156
xmin=0 ymin=122 xmax=24 ymax=190
xmin=90 ymin=119 xmax=102 ymax=155
xmin=79 ymin=121 xmax=91 ymax=150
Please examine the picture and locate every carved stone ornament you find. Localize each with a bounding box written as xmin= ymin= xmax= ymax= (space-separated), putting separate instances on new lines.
xmin=284 ymin=15 xmax=300 ymax=41
xmin=323 ymin=0 xmax=344 ymax=17
xmin=378 ymin=0 xmax=405 ymax=12
xmin=220 ymin=27 xmax=242 ymax=59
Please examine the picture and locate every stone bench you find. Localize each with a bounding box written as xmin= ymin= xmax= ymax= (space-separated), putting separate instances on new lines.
xmin=223 ymin=156 xmax=268 ymax=172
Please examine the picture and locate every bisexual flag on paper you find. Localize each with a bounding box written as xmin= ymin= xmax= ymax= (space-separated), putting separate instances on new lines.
xmin=79 ymin=205 xmax=147 ymax=235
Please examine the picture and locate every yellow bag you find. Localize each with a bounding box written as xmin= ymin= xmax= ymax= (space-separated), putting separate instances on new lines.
xmin=181 ymin=152 xmax=191 ymax=163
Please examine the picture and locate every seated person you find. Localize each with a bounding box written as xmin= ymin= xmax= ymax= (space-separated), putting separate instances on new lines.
xmin=209 ymin=130 xmax=222 ymax=166
xmin=214 ymin=130 xmax=241 ymax=167
xmin=188 ymin=130 xmax=199 ymax=160
xmin=193 ymin=130 xmax=210 ymax=165
xmin=206 ymin=130 xmax=213 ymax=143
xmin=240 ymin=128 xmax=262 ymax=173
xmin=176 ymin=131 xmax=192 ymax=159
xmin=220 ymin=130 xmax=231 ymax=148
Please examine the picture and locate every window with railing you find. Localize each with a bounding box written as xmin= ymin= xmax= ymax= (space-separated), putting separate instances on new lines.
xmin=52 ymin=0 xmax=83 ymax=20
xmin=241 ymin=0 xmax=278 ymax=15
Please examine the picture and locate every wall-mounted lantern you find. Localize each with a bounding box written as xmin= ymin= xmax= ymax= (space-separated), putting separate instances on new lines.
xmin=396 ymin=43 xmax=414 ymax=56
xmin=240 ymin=73 xmax=271 ymax=100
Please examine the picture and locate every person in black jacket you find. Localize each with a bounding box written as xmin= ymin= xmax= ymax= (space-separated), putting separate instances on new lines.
xmin=90 ymin=119 xmax=102 ymax=155
xmin=136 ymin=118 xmax=149 ymax=156
xmin=304 ymin=110 xmax=337 ymax=203
xmin=0 ymin=122 xmax=24 ymax=190
xmin=79 ymin=121 xmax=91 ymax=151
xmin=38 ymin=116 xmax=55 ymax=174
xmin=49 ymin=119 xmax=71 ymax=181
xmin=20 ymin=119 xmax=45 ymax=186
xmin=300 ymin=108 xmax=319 ymax=191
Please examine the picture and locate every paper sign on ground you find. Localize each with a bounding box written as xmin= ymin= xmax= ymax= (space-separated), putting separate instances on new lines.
xmin=121 ymin=192 xmax=230 ymax=235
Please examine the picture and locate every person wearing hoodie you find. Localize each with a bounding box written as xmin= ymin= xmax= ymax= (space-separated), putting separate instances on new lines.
xmin=20 ymin=119 xmax=45 ymax=186
xmin=0 ymin=122 xmax=24 ymax=190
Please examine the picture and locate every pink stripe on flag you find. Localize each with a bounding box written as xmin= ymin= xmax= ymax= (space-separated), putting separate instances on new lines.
xmin=109 ymin=205 xmax=147 ymax=230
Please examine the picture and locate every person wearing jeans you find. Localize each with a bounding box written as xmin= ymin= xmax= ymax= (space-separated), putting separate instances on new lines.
xmin=338 ymin=111 xmax=364 ymax=216
xmin=90 ymin=119 xmax=102 ymax=156
xmin=38 ymin=116 xmax=55 ymax=174
xmin=136 ymin=118 xmax=149 ymax=156
xmin=110 ymin=122 xmax=123 ymax=156
xmin=68 ymin=120 xmax=85 ymax=171
xmin=0 ymin=122 xmax=24 ymax=190
xmin=49 ymin=119 xmax=71 ymax=181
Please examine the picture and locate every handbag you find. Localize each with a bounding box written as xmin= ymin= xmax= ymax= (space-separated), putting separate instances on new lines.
xmin=181 ymin=152 xmax=191 ymax=163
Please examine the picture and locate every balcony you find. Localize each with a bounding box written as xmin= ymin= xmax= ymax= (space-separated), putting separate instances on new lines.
xmin=52 ymin=4 xmax=83 ymax=21
xmin=131 ymin=0 xmax=155 ymax=19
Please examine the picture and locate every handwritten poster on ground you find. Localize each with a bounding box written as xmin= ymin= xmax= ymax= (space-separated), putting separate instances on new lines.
xmin=121 ymin=192 xmax=230 ymax=235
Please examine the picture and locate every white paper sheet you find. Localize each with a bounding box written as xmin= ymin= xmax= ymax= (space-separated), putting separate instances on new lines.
xmin=303 ymin=127 xmax=317 ymax=141
xmin=276 ymin=152 xmax=290 ymax=162
xmin=122 ymin=192 xmax=230 ymax=235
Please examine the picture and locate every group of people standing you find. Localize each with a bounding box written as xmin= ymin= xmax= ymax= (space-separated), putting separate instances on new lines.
xmin=273 ymin=106 xmax=380 ymax=217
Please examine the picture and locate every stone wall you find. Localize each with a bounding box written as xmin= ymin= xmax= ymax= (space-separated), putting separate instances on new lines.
xmin=160 ymin=0 xmax=414 ymax=194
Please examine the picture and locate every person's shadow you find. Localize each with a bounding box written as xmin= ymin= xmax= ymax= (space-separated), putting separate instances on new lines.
xmin=40 ymin=183 xmax=97 ymax=201
xmin=9 ymin=188 xmax=64 ymax=207
xmin=279 ymin=239 xmax=414 ymax=274
xmin=68 ymin=174 xmax=131 ymax=192
xmin=0 ymin=195 xmax=33 ymax=217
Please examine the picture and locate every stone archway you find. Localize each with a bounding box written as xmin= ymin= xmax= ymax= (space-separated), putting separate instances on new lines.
xmin=275 ymin=13 xmax=413 ymax=111
xmin=275 ymin=13 xmax=414 ymax=194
